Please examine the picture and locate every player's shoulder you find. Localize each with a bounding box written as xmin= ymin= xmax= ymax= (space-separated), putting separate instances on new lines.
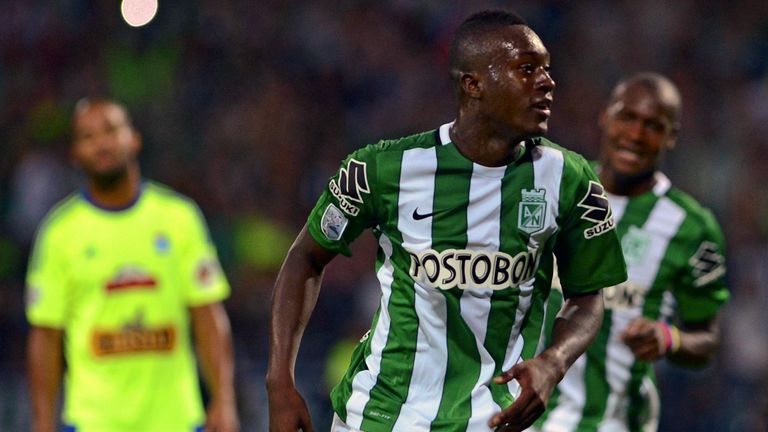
xmin=664 ymin=186 xmax=722 ymax=231
xmin=36 ymin=192 xmax=87 ymax=235
xmin=533 ymin=137 xmax=592 ymax=168
xmin=144 ymin=181 xmax=199 ymax=210
xmin=143 ymin=181 xmax=208 ymax=224
xmin=353 ymin=128 xmax=439 ymax=160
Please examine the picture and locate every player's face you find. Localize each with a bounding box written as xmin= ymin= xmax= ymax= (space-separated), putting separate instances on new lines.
xmin=479 ymin=26 xmax=555 ymax=138
xmin=600 ymin=85 xmax=677 ymax=179
xmin=72 ymin=103 xmax=140 ymax=181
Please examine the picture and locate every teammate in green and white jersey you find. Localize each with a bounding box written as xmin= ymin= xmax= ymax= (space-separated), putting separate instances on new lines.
xmin=267 ymin=10 xmax=627 ymax=432
xmin=26 ymin=99 xmax=239 ymax=432
xmin=534 ymin=74 xmax=730 ymax=432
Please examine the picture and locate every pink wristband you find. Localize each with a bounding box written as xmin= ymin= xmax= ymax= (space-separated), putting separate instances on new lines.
xmin=660 ymin=322 xmax=673 ymax=353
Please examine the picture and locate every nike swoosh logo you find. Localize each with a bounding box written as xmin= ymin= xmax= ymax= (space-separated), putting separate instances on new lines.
xmin=412 ymin=207 xmax=454 ymax=220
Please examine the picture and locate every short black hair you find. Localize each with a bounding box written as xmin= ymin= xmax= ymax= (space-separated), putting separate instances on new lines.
xmin=611 ymin=72 xmax=682 ymax=125
xmin=449 ymin=10 xmax=528 ymax=78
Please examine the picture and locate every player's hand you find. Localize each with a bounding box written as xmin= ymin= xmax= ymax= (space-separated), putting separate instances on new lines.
xmin=204 ymin=397 xmax=240 ymax=432
xmin=267 ymin=384 xmax=314 ymax=432
xmin=488 ymin=356 xmax=561 ymax=431
xmin=620 ymin=318 xmax=666 ymax=361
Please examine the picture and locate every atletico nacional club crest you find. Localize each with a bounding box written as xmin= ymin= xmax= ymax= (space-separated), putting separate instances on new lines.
xmin=518 ymin=188 xmax=547 ymax=234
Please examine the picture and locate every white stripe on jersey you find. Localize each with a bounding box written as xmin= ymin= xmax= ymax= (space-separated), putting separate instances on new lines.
xmin=390 ymin=147 xmax=447 ymax=431
xmin=606 ymin=194 xmax=629 ymax=224
xmin=462 ymin=163 xmax=505 ymax=431
xmin=345 ymin=234 xmax=396 ymax=428
xmin=540 ymin=355 xmax=588 ymax=431
xmin=601 ymin=196 xmax=686 ymax=423
xmin=503 ymin=145 xmax=565 ymax=401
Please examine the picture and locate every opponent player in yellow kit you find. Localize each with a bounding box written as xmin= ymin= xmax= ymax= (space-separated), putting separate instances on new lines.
xmin=26 ymin=98 xmax=239 ymax=432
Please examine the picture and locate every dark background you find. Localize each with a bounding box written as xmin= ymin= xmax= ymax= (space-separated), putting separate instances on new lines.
xmin=0 ymin=1 xmax=766 ymax=430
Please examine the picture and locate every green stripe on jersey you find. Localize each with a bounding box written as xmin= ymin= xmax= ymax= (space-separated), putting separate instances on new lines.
xmin=313 ymin=127 xmax=627 ymax=431
xmin=431 ymin=143 xmax=475 ymax=430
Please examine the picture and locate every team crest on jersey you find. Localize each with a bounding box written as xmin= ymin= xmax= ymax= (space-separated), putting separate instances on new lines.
xmin=154 ymin=233 xmax=170 ymax=254
xmin=621 ymin=226 xmax=651 ymax=266
xmin=578 ymin=181 xmax=615 ymax=239
xmin=518 ymin=188 xmax=547 ymax=234
xmin=689 ymin=241 xmax=725 ymax=287
xmin=320 ymin=203 xmax=348 ymax=241
xmin=328 ymin=158 xmax=370 ymax=216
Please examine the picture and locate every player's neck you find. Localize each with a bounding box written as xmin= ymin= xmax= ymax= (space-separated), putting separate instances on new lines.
xmin=599 ymin=167 xmax=656 ymax=197
xmin=85 ymin=165 xmax=142 ymax=209
xmin=450 ymin=117 xmax=526 ymax=167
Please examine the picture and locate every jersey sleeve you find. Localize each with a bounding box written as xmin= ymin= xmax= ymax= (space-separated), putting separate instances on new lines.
xmin=673 ymin=209 xmax=729 ymax=322
xmin=26 ymin=222 xmax=68 ymax=328
xmin=553 ymin=155 xmax=627 ymax=295
xmin=306 ymin=145 xmax=380 ymax=256
xmin=180 ymin=203 xmax=230 ymax=306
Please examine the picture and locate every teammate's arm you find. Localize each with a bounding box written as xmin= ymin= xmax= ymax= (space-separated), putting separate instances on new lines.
xmin=27 ymin=326 xmax=64 ymax=432
xmin=490 ymin=290 xmax=604 ymax=431
xmin=620 ymin=315 xmax=720 ymax=367
xmin=266 ymin=225 xmax=337 ymax=432
xmin=190 ymin=302 xmax=239 ymax=432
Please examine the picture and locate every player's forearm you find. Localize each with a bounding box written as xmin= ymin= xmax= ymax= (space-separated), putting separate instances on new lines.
xmin=191 ymin=303 xmax=237 ymax=404
xmin=539 ymin=290 xmax=604 ymax=378
xmin=27 ymin=326 xmax=63 ymax=432
xmin=667 ymin=319 xmax=719 ymax=367
xmin=266 ymin=227 xmax=329 ymax=390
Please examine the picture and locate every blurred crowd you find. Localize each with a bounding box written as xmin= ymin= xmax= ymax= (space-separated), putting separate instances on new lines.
xmin=0 ymin=1 xmax=766 ymax=430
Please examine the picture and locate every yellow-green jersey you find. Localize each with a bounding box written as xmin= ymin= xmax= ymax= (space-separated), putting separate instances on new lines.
xmin=26 ymin=181 xmax=230 ymax=432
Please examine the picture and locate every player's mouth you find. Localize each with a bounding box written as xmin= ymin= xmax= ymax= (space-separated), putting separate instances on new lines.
xmin=613 ymin=144 xmax=646 ymax=165
xmin=531 ymin=98 xmax=552 ymax=117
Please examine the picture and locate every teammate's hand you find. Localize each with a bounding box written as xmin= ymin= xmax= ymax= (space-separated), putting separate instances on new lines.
xmin=620 ymin=318 xmax=666 ymax=361
xmin=204 ymin=397 xmax=240 ymax=432
xmin=488 ymin=356 xmax=561 ymax=431
xmin=267 ymin=384 xmax=314 ymax=432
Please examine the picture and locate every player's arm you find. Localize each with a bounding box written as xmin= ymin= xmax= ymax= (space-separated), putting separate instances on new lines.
xmin=490 ymin=290 xmax=604 ymax=431
xmin=190 ymin=302 xmax=239 ymax=432
xmin=621 ymin=315 xmax=720 ymax=367
xmin=27 ymin=325 xmax=64 ymax=432
xmin=266 ymin=225 xmax=337 ymax=432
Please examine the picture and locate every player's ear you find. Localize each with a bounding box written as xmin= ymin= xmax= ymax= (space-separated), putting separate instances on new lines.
xmin=131 ymin=130 xmax=143 ymax=154
xmin=665 ymin=122 xmax=679 ymax=150
xmin=460 ymin=71 xmax=482 ymax=99
xmin=598 ymin=108 xmax=608 ymax=130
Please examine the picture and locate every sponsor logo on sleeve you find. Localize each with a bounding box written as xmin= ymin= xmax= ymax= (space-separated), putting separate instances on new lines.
xmin=321 ymin=204 xmax=348 ymax=241
xmin=518 ymin=188 xmax=547 ymax=234
xmin=577 ymin=181 xmax=615 ymax=239
xmin=689 ymin=241 xmax=726 ymax=287
xmin=196 ymin=259 xmax=220 ymax=288
xmin=328 ymin=159 xmax=370 ymax=216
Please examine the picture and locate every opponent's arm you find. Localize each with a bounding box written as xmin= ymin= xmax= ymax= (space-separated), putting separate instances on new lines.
xmin=490 ymin=290 xmax=604 ymax=431
xmin=27 ymin=326 xmax=64 ymax=432
xmin=266 ymin=225 xmax=337 ymax=432
xmin=191 ymin=302 xmax=239 ymax=432
xmin=620 ymin=315 xmax=720 ymax=367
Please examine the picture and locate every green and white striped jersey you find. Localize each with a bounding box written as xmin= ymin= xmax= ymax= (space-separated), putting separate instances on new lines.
xmin=535 ymin=171 xmax=730 ymax=432
xmin=307 ymin=123 xmax=627 ymax=432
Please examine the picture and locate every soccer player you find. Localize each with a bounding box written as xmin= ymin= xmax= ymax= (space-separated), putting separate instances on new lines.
xmin=534 ymin=73 xmax=730 ymax=431
xmin=26 ymin=98 xmax=240 ymax=432
xmin=267 ymin=10 xmax=627 ymax=432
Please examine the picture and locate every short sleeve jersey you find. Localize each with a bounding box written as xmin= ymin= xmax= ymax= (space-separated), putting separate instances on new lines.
xmin=26 ymin=182 xmax=229 ymax=432
xmin=306 ymin=123 xmax=627 ymax=432
xmin=536 ymin=171 xmax=730 ymax=432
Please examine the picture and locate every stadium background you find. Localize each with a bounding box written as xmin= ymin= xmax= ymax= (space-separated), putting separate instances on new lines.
xmin=0 ymin=1 xmax=766 ymax=430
